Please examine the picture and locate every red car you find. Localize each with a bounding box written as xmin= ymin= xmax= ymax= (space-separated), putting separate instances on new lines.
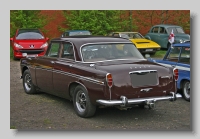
xmin=10 ymin=29 xmax=49 ymax=60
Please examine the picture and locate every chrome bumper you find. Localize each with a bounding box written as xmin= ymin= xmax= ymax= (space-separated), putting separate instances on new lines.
xmin=96 ymin=92 xmax=182 ymax=107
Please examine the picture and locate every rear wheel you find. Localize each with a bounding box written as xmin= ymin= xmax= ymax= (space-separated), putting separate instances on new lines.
xmin=182 ymin=81 xmax=190 ymax=101
xmin=73 ymin=85 xmax=96 ymax=118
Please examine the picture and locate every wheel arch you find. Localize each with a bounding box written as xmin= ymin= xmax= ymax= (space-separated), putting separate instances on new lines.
xmin=180 ymin=79 xmax=190 ymax=89
xmin=145 ymin=35 xmax=151 ymax=40
xmin=68 ymin=81 xmax=88 ymax=100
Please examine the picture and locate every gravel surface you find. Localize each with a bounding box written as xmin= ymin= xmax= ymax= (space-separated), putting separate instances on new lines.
xmin=10 ymin=59 xmax=191 ymax=130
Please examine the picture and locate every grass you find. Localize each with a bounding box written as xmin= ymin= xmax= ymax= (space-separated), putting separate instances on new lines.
xmin=43 ymin=119 xmax=51 ymax=125
xmin=10 ymin=126 xmax=16 ymax=129
xmin=152 ymin=50 xmax=167 ymax=58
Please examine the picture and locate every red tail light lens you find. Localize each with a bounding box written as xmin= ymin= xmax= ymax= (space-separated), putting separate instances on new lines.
xmin=173 ymin=68 xmax=178 ymax=81
xmin=106 ymin=73 xmax=113 ymax=88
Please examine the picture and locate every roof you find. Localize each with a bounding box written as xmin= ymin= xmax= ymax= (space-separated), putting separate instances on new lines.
xmin=64 ymin=30 xmax=91 ymax=32
xmin=172 ymin=42 xmax=190 ymax=47
xmin=51 ymin=36 xmax=132 ymax=47
xmin=153 ymin=24 xmax=182 ymax=28
xmin=113 ymin=32 xmax=138 ymax=33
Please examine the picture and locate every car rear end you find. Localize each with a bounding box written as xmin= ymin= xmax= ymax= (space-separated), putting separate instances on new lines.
xmin=95 ymin=60 xmax=180 ymax=108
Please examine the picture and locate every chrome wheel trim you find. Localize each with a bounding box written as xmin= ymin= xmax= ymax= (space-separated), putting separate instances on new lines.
xmin=75 ymin=90 xmax=87 ymax=113
xmin=183 ymin=82 xmax=190 ymax=99
xmin=24 ymin=74 xmax=32 ymax=91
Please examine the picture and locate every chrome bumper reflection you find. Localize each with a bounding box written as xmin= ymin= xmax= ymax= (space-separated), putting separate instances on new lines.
xmin=96 ymin=92 xmax=182 ymax=107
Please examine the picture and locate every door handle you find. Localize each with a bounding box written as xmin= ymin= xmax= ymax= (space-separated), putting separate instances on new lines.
xmin=69 ymin=64 xmax=73 ymax=67
xmin=50 ymin=61 xmax=55 ymax=64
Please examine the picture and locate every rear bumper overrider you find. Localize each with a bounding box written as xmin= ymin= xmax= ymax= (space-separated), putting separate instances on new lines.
xmin=96 ymin=92 xmax=182 ymax=107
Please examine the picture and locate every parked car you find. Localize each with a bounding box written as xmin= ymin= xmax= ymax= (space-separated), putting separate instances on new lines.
xmin=20 ymin=36 xmax=182 ymax=118
xmin=61 ymin=30 xmax=92 ymax=37
xmin=147 ymin=42 xmax=190 ymax=101
xmin=144 ymin=24 xmax=190 ymax=49
xmin=10 ymin=28 xmax=49 ymax=60
xmin=107 ymin=32 xmax=161 ymax=55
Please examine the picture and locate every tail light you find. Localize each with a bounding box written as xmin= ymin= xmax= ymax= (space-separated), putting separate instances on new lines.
xmin=106 ymin=73 xmax=113 ymax=88
xmin=173 ymin=68 xmax=178 ymax=81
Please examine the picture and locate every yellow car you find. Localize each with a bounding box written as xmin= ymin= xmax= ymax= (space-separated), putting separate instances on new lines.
xmin=107 ymin=32 xmax=161 ymax=55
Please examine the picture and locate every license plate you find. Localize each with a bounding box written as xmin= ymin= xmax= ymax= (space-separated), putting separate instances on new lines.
xmin=146 ymin=49 xmax=153 ymax=52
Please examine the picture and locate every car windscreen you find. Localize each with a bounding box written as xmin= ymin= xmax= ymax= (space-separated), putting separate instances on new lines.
xmin=69 ymin=31 xmax=91 ymax=36
xmin=81 ymin=43 xmax=144 ymax=62
xmin=16 ymin=31 xmax=44 ymax=40
xmin=121 ymin=33 xmax=144 ymax=39
xmin=167 ymin=27 xmax=185 ymax=34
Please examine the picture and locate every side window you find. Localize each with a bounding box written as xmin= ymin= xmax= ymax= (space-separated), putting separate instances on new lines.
xmin=107 ymin=33 xmax=113 ymax=36
xmin=61 ymin=43 xmax=75 ymax=60
xmin=152 ymin=27 xmax=159 ymax=33
xmin=47 ymin=42 xmax=60 ymax=58
xmin=159 ymin=27 xmax=166 ymax=34
xmin=179 ymin=47 xmax=190 ymax=64
xmin=167 ymin=47 xmax=181 ymax=62
xmin=113 ymin=33 xmax=120 ymax=37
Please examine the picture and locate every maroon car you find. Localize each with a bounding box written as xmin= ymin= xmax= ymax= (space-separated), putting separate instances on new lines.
xmin=20 ymin=36 xmax=182 ymax=118
xmin=10 ymin=28 xmax=49 ymax=60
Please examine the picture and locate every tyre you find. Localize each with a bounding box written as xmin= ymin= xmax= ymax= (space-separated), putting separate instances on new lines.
xmin=22 ymin=69 xmax=37 ymax=94
xmin=182 ymin=81 xmax=190 ymax=101
xmin=73 ymin=85 xmax=96 ymax=118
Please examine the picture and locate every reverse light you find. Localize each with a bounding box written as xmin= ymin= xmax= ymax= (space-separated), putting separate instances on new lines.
xmin=106 ymin=73 xmax=113 ymax=88
xmin=14 ymin=43 xmax=23 ymax=48
xmin=40 ymin=42 xmax=48 ymax=48
xmin=173 ymin=68 xmax=178 ymax=81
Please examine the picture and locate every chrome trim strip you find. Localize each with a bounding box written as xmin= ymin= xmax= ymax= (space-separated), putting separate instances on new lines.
xmin=129 ymin=70 xmax=157 ymax=74
xmin=78 ymin=58 xmax=146 ymax=64
xmin=96 ymin=93 xmax=182 ymax=106
xmin=161 ymin=76 xmax=170 ymax=79
xmin=140 ymin=88 xmax=152 ymax=92
xmin=156 ymin=63 xmax=190 ymax=71
xmin=52 ymin=69 xmax=104 ymax=85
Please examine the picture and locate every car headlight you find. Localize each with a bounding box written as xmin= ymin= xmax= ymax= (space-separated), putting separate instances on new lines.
xmin=41 ymin=42 xmax=48 ymax=48
xmin=179 ymin=39 xmax=184 ymax=43
xmin=14 ymin=43 xmax=23 ymax=48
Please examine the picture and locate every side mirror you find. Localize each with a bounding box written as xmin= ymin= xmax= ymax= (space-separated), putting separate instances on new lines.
xmin=10 ymin=38 xmax=13 ymax=41
xmin=46 ymin=37 xmax=49 ymax=41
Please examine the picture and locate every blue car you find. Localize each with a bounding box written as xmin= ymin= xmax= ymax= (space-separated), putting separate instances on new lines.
xmin=147 ymin=42 xmax=190 ymax=101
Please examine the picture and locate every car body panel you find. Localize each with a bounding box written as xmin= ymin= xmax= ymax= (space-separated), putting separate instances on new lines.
xmin=107 ymin=32 xmax=161 ymax=54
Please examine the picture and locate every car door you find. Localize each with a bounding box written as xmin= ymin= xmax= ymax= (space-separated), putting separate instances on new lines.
xmin=52 ymin=42 xmax=76 ymax=98
xmin=35 ymin=41 xmax=61 ymax=93
xmin=155 ymin=46 xmax=181 ymax=68
xmin=157 ymin=27 xmax=169 ymax=48
xmin=148 ymin=26 xmax=160 ymax=44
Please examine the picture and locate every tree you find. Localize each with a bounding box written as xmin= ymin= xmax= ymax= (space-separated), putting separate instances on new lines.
xmin=10 ymin=10 xmax=48 ymax=37
xmin=59 ymin=10 xmax=135 ymax=35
